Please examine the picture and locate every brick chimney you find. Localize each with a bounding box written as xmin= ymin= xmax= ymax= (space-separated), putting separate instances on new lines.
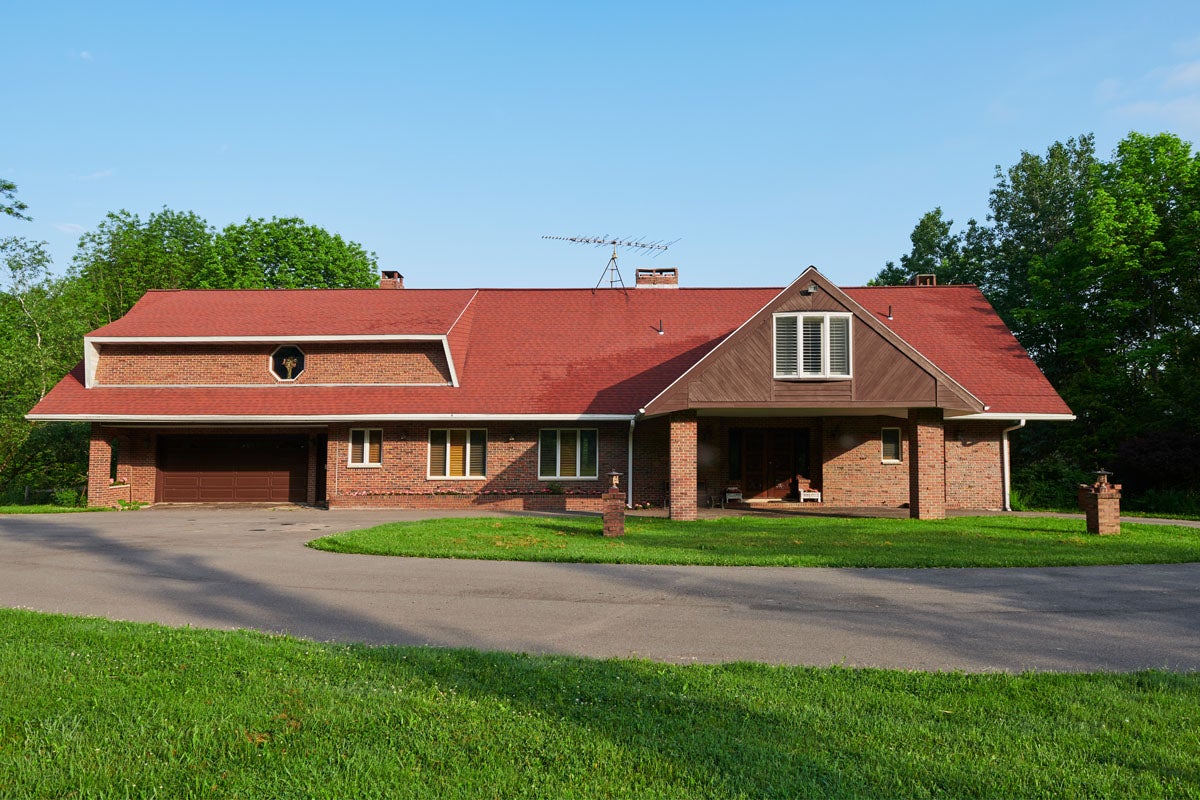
xmin=379 ymin=270 xmax=404 ymax=289
xmin=908 ymin=273 xmax=937 ymax=286
xmin=635 ymin=267 xmax=679 ymax=288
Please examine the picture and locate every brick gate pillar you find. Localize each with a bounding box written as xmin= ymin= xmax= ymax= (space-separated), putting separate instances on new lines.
xmin=908 ymin=408 xmax=946 ymax=520
xmin=669 ymin=410 xmax=698 ymax=521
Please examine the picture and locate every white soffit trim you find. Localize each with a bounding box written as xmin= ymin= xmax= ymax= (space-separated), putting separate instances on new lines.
xmin=949 ymin=412 xmax=1076 ymax=421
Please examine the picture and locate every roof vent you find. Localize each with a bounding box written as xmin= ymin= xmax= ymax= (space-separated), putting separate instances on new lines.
xmin=380 ymin=270 xmax=404 ymax=289
xmin=909 ymin=273 xmax=937 ymax=287
xmin=635 ymin=267 xmax=678 ymax=288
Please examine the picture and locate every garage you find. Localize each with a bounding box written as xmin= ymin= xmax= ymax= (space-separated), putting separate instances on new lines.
xmin=157 ymin=435 xmax=309 ymax=503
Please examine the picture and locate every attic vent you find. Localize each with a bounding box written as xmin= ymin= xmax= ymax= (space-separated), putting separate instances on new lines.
xmin=380 ymin=270 xmax=405 ymax=289
xmin=635 ymin=267 xmax=678 ymax=288
xmin=909 ymin=273 xmax=937 ymax=287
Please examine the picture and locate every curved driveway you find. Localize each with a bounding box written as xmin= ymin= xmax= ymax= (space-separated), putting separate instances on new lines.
xmin=2 ymin=507 xmax=1198 ymax=672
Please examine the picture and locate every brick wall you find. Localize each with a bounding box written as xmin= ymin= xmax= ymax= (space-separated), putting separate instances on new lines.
xmin=88 ymin=425 xmax=157 ymax=507
xmin=944 ymin=421 xmax=1005 ymax=510
xmin=821 ymin=416 xmax=911 ymax=507
xmin=325 ymin=421 xmax=628 ymax=510
xmin=94 ymin=342 xmax=452 ymax=385
xmin=668 ymin=411 xmax=698 ymax=520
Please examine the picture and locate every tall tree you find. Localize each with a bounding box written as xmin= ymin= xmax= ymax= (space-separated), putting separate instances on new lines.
xmin=0 ymin=238 xmax=90 ymax=492
xmin=871 ymin=208 xmax=990 ymax=287
xmin=70 ymin=208 xmax=216 ymax=324
xmin=199 ymin=217 xmax=378 ymax=289
xmin=0 ymin=179 xmax=31 ymax=221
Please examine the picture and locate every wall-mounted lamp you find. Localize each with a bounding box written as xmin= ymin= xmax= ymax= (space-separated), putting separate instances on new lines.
xmin=802 ymin=280 xmax=819 ymax=295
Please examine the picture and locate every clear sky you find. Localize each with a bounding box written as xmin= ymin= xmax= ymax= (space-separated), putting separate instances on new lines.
xmin=3 ymin=1 xmax=1198 ymax=289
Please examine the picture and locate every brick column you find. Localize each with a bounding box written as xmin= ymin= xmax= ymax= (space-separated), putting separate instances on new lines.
xmin=669 ymin=410 xmax=698 ymax=521
xmin=1079 ymin=479 xmax=1121 ymax=535
xmin=908 ymin=409 xmax=946 ymax=520
xmin=602 ymin=487 xmax=625 ymax=537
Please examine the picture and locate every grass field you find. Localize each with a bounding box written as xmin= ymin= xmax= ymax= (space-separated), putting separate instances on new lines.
xmin=308 ymin=514 xmax=1200 ymax=568
xmin=2 ymin=609 xmax=1197 ymax=799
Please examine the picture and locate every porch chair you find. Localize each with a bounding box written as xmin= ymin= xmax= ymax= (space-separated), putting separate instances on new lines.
xmin=799 ymin=487 xmax=822 ymax=503
xmin=723 ymin=486 xmax=743 ymax=508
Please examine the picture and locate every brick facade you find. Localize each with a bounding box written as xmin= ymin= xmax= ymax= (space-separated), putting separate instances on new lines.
xmin=94 ymin=342 xmax=451 ymax=386
xmin=87 ymin=415 xmax=1008 ymax=513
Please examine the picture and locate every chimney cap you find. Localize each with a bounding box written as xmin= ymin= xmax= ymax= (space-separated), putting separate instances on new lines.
xmin=379 ymin=270 xmax=405 ymax=289
xmin=909 ymin=273 xmax=937 ymax=286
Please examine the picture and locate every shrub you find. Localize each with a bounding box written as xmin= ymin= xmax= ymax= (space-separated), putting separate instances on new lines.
xmin=51 ymin=488 xmax=82 ymax=507
xmin=1011 ymin=454 xmax=1092 ymax=510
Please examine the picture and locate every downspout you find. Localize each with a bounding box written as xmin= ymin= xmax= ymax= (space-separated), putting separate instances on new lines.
xmin=1001 ymin=419 xmax=1026 ymax=511
xmin=627 ymin=417 xmax=636 ymax=508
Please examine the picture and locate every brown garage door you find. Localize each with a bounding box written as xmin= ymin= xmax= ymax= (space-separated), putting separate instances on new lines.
xmin=158 ymin=435 xmax=308 ymax=503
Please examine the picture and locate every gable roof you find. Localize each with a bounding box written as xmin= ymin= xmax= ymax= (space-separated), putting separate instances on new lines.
xmin=27 ymin=274 xmax=1072 ymax=422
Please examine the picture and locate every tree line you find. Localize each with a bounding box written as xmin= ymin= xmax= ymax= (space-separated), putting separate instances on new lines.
xmin=1 ymin=195 xmax=378 ymax=502
xmin=873 ymin=131 xmax=1200 ymax=510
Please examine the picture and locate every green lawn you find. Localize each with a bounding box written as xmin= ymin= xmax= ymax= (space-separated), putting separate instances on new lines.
xmin=1 ymin=609 xmax=1197 ymax=799
xmin=308 ymin=514 xmax=1200 ymax=568
xmin=0 ymin=504 xmax=109 ymax=514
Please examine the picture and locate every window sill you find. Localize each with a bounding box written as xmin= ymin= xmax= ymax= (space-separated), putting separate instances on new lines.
xmin=537 ymin=476 xmax=600 ymax=481
xmin=774 ymin=375 xmax=852 ymax=381
xmin=426 ymin=475 xmax=487 ymax=481
xmin=881 ymin=459 xmax=902 ymax=465
xmin=347 ymin=463 xmax=383 ymax=468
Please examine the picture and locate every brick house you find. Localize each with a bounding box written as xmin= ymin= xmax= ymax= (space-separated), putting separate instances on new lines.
xmin=27 ymin=267 xmax=1072 ymax=520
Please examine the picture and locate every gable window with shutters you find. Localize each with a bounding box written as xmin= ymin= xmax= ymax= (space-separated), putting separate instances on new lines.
xmin=773 ymin=312 xmax=852 ymax=379
xmin=349 ymin=428 xmax=382 ymax=467
xmin=428 ymin=429 xmax=487 ymax=478
xmin=539 ymin=429 xmax=598 ymax=479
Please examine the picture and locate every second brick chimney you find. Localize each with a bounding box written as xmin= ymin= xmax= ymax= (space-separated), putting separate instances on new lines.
xmin=379 ymin=270 xmax=405 ymax=289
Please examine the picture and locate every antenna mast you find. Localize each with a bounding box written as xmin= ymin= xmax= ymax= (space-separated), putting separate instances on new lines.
xmin=543 ymin=234 xmax=679 ymax=293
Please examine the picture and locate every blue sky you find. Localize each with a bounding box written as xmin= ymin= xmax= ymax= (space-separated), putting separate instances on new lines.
xmin=3 ymin=1 xmax=1198 ymax=288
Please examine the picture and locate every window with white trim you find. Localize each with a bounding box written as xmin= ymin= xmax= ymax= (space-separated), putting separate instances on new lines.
xmin=429 ymin=429 xmax=487 ymax=478
xmin=774 ymin=312 xmax=852 ymax=379
xmin=881 ymin=427 xmax=902 ymax=463
xmin=349 ymin=428 xmax=382 ymax=466
xmin=539 ymin=429 xmax=598 ymax=479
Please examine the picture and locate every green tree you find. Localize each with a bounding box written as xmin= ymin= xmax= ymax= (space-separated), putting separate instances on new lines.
xmin=0 ymin=238 xmax=90 ymax=495
xmin=871 ymin=208 xmax=990 ymax=287
xmin=0 ymin=178 xmax=31 ymax=221
xmin=199 ymin=216 xmax=378 ymax=289
xmin=70 ymin=208 xmax=216 ymax=324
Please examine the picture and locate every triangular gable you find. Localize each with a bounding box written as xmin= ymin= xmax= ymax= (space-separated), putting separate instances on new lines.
xmin=641 ymin=267 xmax=985 ymax=417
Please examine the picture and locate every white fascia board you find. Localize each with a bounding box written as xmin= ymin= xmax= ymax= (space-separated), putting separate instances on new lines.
xmin=85 ymin=334 xmax=447 ymax=343
xmin=26 ymin=413 xmax=637 ymax=423
xmin=439 ymin=335 xmax=459 ymax=387
xmin=948 ymin=412 xmax=1076 ymax=422
xmin=84 ymin=340 xmax=100 ymax=388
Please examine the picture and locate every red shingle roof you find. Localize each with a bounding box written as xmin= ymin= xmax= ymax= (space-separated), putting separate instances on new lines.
xmin=29 ymin=281 xmax=1071 ymax=421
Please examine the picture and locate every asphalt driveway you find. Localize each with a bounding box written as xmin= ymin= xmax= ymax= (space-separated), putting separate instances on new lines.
xmin=2 ymin=507 xmax=1199 ymax=672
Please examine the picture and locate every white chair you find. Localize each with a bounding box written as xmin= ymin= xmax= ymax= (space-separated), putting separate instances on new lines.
xmin=723 ymin=486 xmax=743 ymax=507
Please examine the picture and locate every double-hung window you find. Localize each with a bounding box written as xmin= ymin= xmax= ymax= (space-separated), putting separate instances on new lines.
xmin=539 ymin=429 xmax=598 ymax=479
xmin=774 ymin=312 xmax=852 ymax=379
xmin=349 ymin=428 xmax=382 ymax=467
xmin=429 ymin=429 xmax=486 ymax=478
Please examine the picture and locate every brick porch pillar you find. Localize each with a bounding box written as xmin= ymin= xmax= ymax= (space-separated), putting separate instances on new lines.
xmin=669 ymin=410 xmax=698 ymax=521
xmin=908 ymin=408 xmax=946 ymax=520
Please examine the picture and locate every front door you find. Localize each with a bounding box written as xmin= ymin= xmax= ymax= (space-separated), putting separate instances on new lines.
xmin=729 ymin=428 xmax=811 ymax=500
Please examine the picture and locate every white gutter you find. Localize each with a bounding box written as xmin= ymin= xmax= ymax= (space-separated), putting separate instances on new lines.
xmin=1001 ymin=419 xmax=1026 ymax=511
xmin=627 ymin=418 xmax=636 ymax=508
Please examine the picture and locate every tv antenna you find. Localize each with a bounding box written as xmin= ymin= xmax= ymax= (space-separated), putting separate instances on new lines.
xmin=543 ymin=234 xmax=679 ymax=293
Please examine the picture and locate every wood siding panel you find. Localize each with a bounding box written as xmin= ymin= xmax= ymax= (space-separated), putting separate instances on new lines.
xmin=852 ymin=321 xmax=938 ymax=405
